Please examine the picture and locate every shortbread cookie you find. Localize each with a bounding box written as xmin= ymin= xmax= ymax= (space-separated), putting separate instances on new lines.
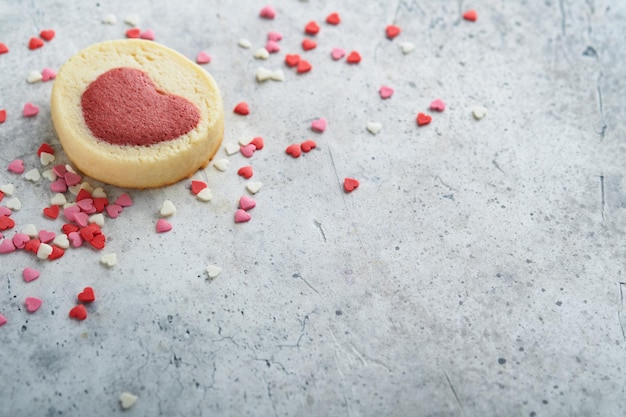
xmin=51 ymin=39 xmax=224 ymax=188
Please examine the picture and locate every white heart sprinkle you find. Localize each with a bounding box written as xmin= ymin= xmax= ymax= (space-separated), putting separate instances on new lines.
xmin=400 ymin=42 xmax=415 ymax=54
xmin=91 ymin=187 xmax=107 ymax=198
xmin=254 ymin=48 xmax=269 ymax=60
xmin=256 ymin=67 xmax=273 ymax=81
xmin=24 ymin=168 xmax=41 ymax=182
xmin=65 ymin=164 xmax=77 ymax=174
xmin=102 ymin=13 xmax=117 ymax=24
xmin=37 ymin=243 xmax=53 ymax=260
xmin=40 ymin=152 xmax=55 ymax=166
xmin=472 ymin=106 xmax=487 ymax=120
xmin=206 ymin=265 xmax=222 ymax=279
xmin=366 ymin=122 xmax=382 ymax=135
xmin=89 ymin=213 xmax=105 ymax=227
xmin=196 ymin=188 xmax=213 ymax=202
xmin=238 ymin=136 xmax=254 ymax=146
xmin=269 ymin=69 xmax=285 ymax=82
xmin=27 ymin=70 xmax=43 ymax=83
xmin=79 ymin=181 xmax=93 ymax=193
xmin=100 ymin=253 xmax=118 ymax=268
xmin=5 ymin=197 xmax=21 ymax=211
xmin=22 ymin=224 xmax=38 ymax=237
xmin=52 ymin=234 xmax=70 ymax=249
xmin=50 ymin=193 xmax=67 ymax=206
xmin=119 ymin=392 xmax=138 ymax=410
xmin=42 ymin=169 xmax=57 ymax=181
xmin=68 ymin=185 xmax=81 ymax=195
xmin=0 ymin=184 xmax=15 ymax=196
xmin=124 ymin=15 xmax=140 ymax=26
xmin=63 ymin=202 xmax=76 ymax=209
xmin=160 ymin=200 xmax=177 ymax=217
xmin=213 ymin=158 xmax=230 ymax=172
xmin=246 ymin=181 xmax=263 ymax=194
xmin=224 ymin=143 xmax=240 ymax=155
xmin=238 ymin=39 xmax=251 ymax=49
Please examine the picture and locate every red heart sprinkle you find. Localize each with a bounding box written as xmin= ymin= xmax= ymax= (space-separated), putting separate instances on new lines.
xmin=326 ymin=12 xmax=341 ymax=25
xmin=28 ymin=37 xmax=44 ymax=50
xmin=93 ymin=198 xmax=109 ymax=212
xmin=285 ymin=144 xmax=302 ymax=158
xmin=344 ymin=177 xmax=360 ymax=192
xmin=237 ymin=166 xmax=254 ymax=179
xmin=234 ymin=102 xmax=249 ymax=115
xmin=89 ymin=234 xmax=106 ymax=250
xmin=191 ymin=180 xmax=208 ymax=195
xmin=386 ymin=25 xmax=401 ymax=39
xmin=0 ymin=215 xmax=15 ymax=231
xmin=0 ymin=43 xmax=8 ymax=54
xmin=125 ymin=28 xmax=141 ymax=38
xmin=37 ymin=143 xmax=54 ymax=156
xmin=416 ymin=112 xmax=432 ymax=126
xmin=302 ymin=39 xmax=317 ymax=51
xmin=48 ymin=245 xmax=64 ymax=260
xmin=297 ymin=60 xmax=312 ymax=73
xmin=62 ymin=223 xmax=79 ymax=235
xmin=75 ymin=188 xmax=93 ymax=202
xmin=285 ymin=54 xmax=301 ymax=67
xmin=39 ymin=29 xmax=55 ymax=41
xmin=77 ymin=287 xmax=95 ymax=303
xmin=346 ymin=51 xmax=361 ymax=64
xmin=43 ymin=205 xmax=60 ymax=220
xmin=301 ymin=140 xmax=317 ymax=153
xmin=69 ymin=304 xmax=88 ymax=320
xmin=80 ymin=226 xmax=95 ymax=242
xmin=463 ymin=9 xmax=478 ymax=22
xmin=24 ymin=238 xmax=41 ymax=254
xmin=0 ymin=109 xmax=6 ymax=123
xmin=250 ymin=136 xmax=264 ymax=150
xmin=305 ymin=21 xmax=320 ymax=35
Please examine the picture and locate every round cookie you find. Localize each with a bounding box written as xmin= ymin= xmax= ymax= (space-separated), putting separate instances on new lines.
xmin=51 ymin=39 xmax=224 ymax=189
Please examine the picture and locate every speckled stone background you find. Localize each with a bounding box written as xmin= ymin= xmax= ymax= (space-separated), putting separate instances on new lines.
xmin=1 ymin=0 xmax=625 ymax=416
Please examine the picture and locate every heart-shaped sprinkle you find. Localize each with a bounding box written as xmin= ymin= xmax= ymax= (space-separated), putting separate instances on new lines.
xmin=24 ymin=168 xmax=41 ymax=182
xmin=41 ymin=68 xmax=57 ymax=81
xmin=251 ymin=136 xmax=264 ymax=150
xmin=25 ymin=297 xmax=43 ymax=313
xmin=265 ymin=40 xmax=280 ymax=53
xmin=344 ymin=177 xmax=360 ymax=192
xmin=238 ymin=38 xmax=252 ymax=48
xmin=206 ymin=265 xmax=222 ymax=279
xmin=239 ymin=196 xmax=256 ymax=211
xmin=326 ymin=12 xmax=341 ymax=25
xmin=301 ymin=139 xmax=317 ymax=153
xmin=12 ymin=233 xmax=30 ymax=249
xmin=62 ymin=223 xmax=79 ymax=235
xmin=346 ymin=51 xmax=361 ymax=64
xmin=77 ymin=198 xmax=95 ymax=213
xmin=5 ymin=197 xmax=21 ymax=211
xmin=0 ymin=216 xmax=14 ymax=231
xmin=27 ymin=70 xmax=43 ymax=83
xmin=89 ymin=213 xmax=105 ymax=227
xmin=0 ymin=238 xmax=16 ymax=254
xmin=463 ymin=9 xmax=478 ymax=22
xmin=69 ymin=304 xmax=88 ymax=320
xmin=311 ymin=118 xmax=327 ymax=132
xmin=285 ymin=54 xmax=301 ymax=67
xmin=28 ymin=37 xmax=44 ymax=50
xmin=297 ymin=60 xmax=312 ymax=73
xmin=191 ymin=180 xmax=207 ymax=195
xmin=64 ymin=172 xmax=82 ymax=186
xmin=254 ymin=48 xmax=270 ymax=60
xmin=42 ymin=169 xmax=56 ymax=181
xmin=43 ymin=205 xmax=60 ymax=218
xmin=196 ymin=51 xmax=211 ymax=64
xmin=91 ymin=187 xmax=107 ymax=198
xmin=305 ymin=21 xmax=320 ymax=35
xmin=50 ymin=179 xmax=67 ymax=193
xmin=238 ymin=166 xmax=254 ymax=179
xmin=0 ymin=43 xmax=8 ymax=54
xmin=140 ymin=29 xmax=155 ymax=41
xmin=105 ymin=204 xmax=123 ymax=219
xmin=24 ymin=238 xmax=41 ymax=254
xmin=68 ymin=232 xmax=83 ymax=247
xmin=386 ymin=24 xmax=401 ymax=40
xmin=156 ymin=218 xmax=172 ymax=233
xmin=267 ymin=31 xmax=283 ymax=42
xmin=246 ymin=181 xmax=263 ymax=194
xmin=0 ymin=207 xmax=10 ymax=216
xmin=7 ymin=159 xmax=24 ymax=174
xmin=160 ymin=200 xmax=177 ymax=217
xmin=213 ymin=158 xmax=230 ymax=172
xmin=285 ymin=144 xmax=302 ymax=158
xmin=0 ymin=109 xmax=6 ymax=123
xmin=39 ymin=29 xmax=55 ymax=41
xmin=124 ymin=15 xmax=140 ymax=26
xmin=36 ymin=243 xmax=53 ymax=259
xmin=224 ymin=143 xmax=240 ymax=155
xmin=63 ymin=205 xmax=80 ymax=222
xmin=52 ymin=164 xmax=68 ymax=177
xmin=240 ymin=144 xmax=257 ymax=158
xmin=100 ymin=253 xmax=117 ymax=268
xmin=22 ymin=224 xmax=37 ymax=237
xmin=196 ymin=188 xmax=212 ymax=202
xmin=379 ymin=86 xmax=394 ymax=99
xmin=302 ymin=39 xmax=317 ymax=51
xmin=93 ymin=198 xmax=109 ymax=213
xmin=125 ymin=28 xmax=140 ymax=38
xmin=38 ymin=230 xmax=56 ymax=243
xmin=366 ymin=122 xmax=382 ymax=134
xmin=234 ymin=209 xmax=251 ymax=223
xmin=472 ymin=106 xmax=487 ymax=120
xmin=119 ymin=392 xmax=138 ymax=410
xmin=88 ymin=234 xmax=106 ymax=250
xmin=259 ymin=5 xmax=276 ymax=19
xmin=430 ymin=99 xmax=446 ymax=112
xmin=102 ymin=13 xmax=117 ymax=24
xmin=0 ymin=184 xmax=15 ymax=196
xmin=416 ymin=112 xmax=432 ymax=126
xmin=50 ymin=193 xmax=66 ymax=206
xmin=331 ymin=47 xmax=346 ymax=60
xmin=256 ymin=67 xmax=284 ymax=82
xmin=115 ymin=193 xmax=133 ymax=207
xmin=23 ymin=102 xmax=39 ymax=117
xmin=48 ymin=245 xmax=64 ymax=260
xmin=234 ymin=102 xmax=249 ymax=115
xmin=52 ymin=234 xmax=70 ymax=249
xmin=74 ymin=212 xmax=89 ymax=227
xmin=400 ymin=42 xmax=415 ymax=54
xmin=23 ymin=267 xmax=40 ymax=282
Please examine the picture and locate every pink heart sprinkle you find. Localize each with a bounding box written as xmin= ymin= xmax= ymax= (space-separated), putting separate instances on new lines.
xmin=23 ymin=102 xmax=39 ymax=117
xmin=77 ymin=198 xmax=95 ymax=213
xmin=24 ymin=297 xmax=42 ymax=313
xmin=265 ymin=40 xmax=280 ymax=53
xmin=259 ymin=5 xmax=276 ymax=19
xmin=267 ymin=31 xmax=283 ymax=42
xmin=52 ymin=164 xmax=67 ymax=177
xmin=50 ymin=178 xmax=67 ymax=193
xmin=239 ymin=196 xmax=256 ymax=211
xmin=41 ymin=68 xmax=56 ymax=81
xmin=234 ymin=209 xmax=251 ymax=223
xmin=311 ymin=118 xmax=327 ymax=132
xmin=23 ymin=267 xmax=40 ymax=282
xmin=0 ymin=207 xmax=11 ymax=216
xmin=140 ymin=29 xmax=155 ymax=40
xmin=0 ymin=238 xmax=16 ymax=254
xmin=8 ymin=159 xmax=25 ymax=174
xmin=156 ymin=218 xmax=172 ymax=233
xmin=106 ymin=204 xmax=123 ymax=219
xmin=196 ymin=51 xmax=211 ymax=64
xmin=74 ymin=212 xmax=89 ymax=227
xmin=379 ymin=86 xmax=394 ymax=99
xmin=331 ymin=47 xmax=345 ymax=60
xmin=0 ymin=314 xmax=6 ymax=326
xmin=12 ymin=233 xmax=30 ymax=249
xmin=115 ymin=193 xmax=133 ymax=207
xmin=38 ymin=230 xmax=56 ymax=243
xmin=240 ymin=144 xmax=257 ymax=158
xmin=430 ymin=98 xmax=446 ymax=112
xmin=68 ymin=231 xmax=83 ymax=247
xmin=63 ymin=205 xmax=80 ymax=222
xmin=64 ymin=172 xmax=82 ymax=186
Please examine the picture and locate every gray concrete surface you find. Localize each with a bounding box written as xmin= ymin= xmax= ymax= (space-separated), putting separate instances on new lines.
xmin=1 ymin=0 xmax=625 ymax=416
